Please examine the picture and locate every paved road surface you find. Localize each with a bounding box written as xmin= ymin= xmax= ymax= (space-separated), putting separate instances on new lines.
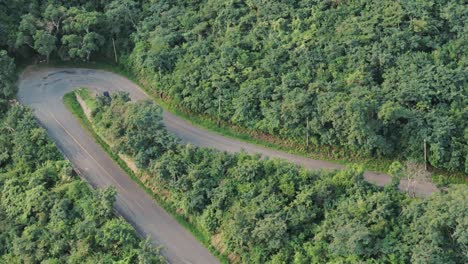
xmin=18 ymin=67 xmax=219 ymax=264
xmin=17 ymin=66 xmax=438 ymax=262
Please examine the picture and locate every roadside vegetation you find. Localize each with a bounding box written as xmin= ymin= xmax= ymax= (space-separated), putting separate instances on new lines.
xmin=69 ymin=89 xmax=467 ymax=263
xmin=123 ymin=0 xmax=467 ymax=176
xmin=63 ymin=90 xmax=230 ymax=263
xmin=0 ymin=44 xmax=164 ymax=264
xmin=75 ymin=88 xmax=99 ymax=115
xmin=0 ymin=0 xmax=466 ymax=262
xmin=1 ymin=0 xmax=466 ymax=179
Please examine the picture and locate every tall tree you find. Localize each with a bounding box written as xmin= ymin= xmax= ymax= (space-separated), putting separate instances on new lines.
xmin=62 ymin=7 xmax=104 ymax=61
xmin=43 ymin=4 xmax=67 ymax=36
xmin=33 ymin=30 xmax=56 ymax=63
xmin=16 ymin=14 xmax=39 ymax=49
xmin=0 ymin=51 xmax=16 ymax=100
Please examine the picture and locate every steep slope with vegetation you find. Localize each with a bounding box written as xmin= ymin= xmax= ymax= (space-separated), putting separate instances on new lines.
xmin=1 ymin=0 xmax=466 ymax=174
xmin=0 ymin=49 xmax=163 ymax=263
xmin=73 ymin=90 xmax=467 ymax=263
xmin=127 ymin=0 xmax=467 ymax=175
xmin=126 ymin=0 xmax=467 ymax=173
xmin=0 ymin=0 xmax=465 ymax=261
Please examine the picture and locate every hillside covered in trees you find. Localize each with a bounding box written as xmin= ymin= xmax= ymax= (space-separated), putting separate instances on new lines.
xmin=0 ymin=49 xmax=164 ymax=263
xmin=1 ymin=0 xmax=466 ymax=173
xmin=72 ymin=90 xmax=467 ymax=263
xmin=0 ymin=0 xmax=466 ymax=262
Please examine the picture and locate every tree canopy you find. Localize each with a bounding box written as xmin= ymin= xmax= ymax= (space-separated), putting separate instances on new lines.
xmin=0 ymin=0 xmax=466 ymax=261
xmin=1 ymin=0 xmax=466 ymax=172
xmin=123 ymin=0 xmax=467 ymax=173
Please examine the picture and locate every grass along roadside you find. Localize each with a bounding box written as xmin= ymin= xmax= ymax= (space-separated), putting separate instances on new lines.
xmin=75 ymin=88 xmax=98 ymax=113
xmin=63 ymin=90 xmax=230 ymax=263
xmin=49 ymin=60 xmax=466 ymax=185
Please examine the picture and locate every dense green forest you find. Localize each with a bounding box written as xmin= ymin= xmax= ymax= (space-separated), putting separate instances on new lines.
xmin=0 ymin=0 xmax=466 ymax=262
xmin=0 ymin=51 xmax=163 ymax=262
xmin=82 ymin=90 xmax=467 ymax=263
xmin=1 ymin=0 xmax=466 ymax=173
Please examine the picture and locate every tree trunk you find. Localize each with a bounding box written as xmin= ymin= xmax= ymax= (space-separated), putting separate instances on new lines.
xmin=112 ymin=37 xmax=118 ymax=63
xmin=424 ymin=139 xmax=427 ymax=171
xmin=217 ymin=94 xmax=221 ymax=127
xmin=306 ymin=116 xmax=309 ymax=150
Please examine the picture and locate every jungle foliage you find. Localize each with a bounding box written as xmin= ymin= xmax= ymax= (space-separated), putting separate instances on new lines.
xmin=1 ymin=0 xmax=466 ymax=173
xmin=90 ymin=92 xmax=467 ymax=263
xmin=0 ymin=0 xmax=466 ymax=261
xmin=125 ymin=0 xmax=468 ymax=173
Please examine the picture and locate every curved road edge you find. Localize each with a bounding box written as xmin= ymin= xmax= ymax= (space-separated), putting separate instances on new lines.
xmin=17 ymin=65 xmax=438 ymax=258
xmin=18 ymin=66 xmax=220 ymax=264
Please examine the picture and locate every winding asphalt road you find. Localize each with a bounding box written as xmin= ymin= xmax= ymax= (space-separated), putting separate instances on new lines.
xmin=18 ymin=66 xmax=438 ymax=263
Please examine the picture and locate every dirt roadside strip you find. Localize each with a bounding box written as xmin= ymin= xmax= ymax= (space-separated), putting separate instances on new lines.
xmin=17 ymin=66 xmax=438 ymax=262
